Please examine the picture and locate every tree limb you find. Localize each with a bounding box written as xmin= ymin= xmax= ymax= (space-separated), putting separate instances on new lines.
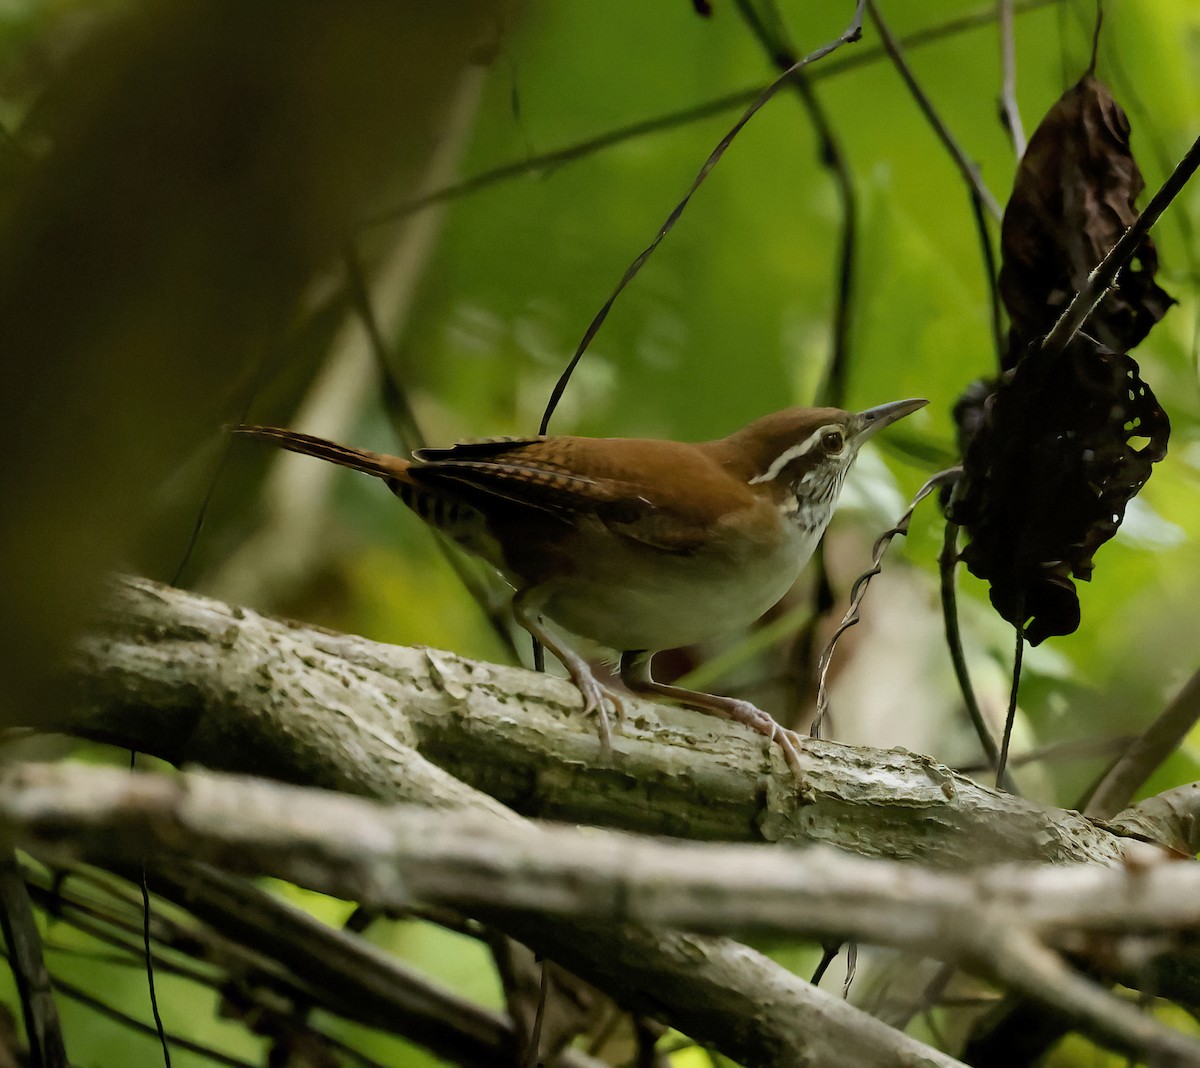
xmin=50 ymin=576 xmax=987 ymax=1067
xmin=3 ymin=763 xmax=1197 ymax=943
xmin=44 ymin=576 xmax=1200 ymax=1064
xmin=54 ymin=577 xmax=1130 ymax=871
xmin=1106 ymin=781 xmax=1200 ymax=855
xmin=6 ymin=762 xmax=1200 ymax=1064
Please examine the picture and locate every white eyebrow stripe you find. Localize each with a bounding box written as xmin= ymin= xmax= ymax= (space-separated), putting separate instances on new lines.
xmin=748 ymin=427 xmax=831 ymax=485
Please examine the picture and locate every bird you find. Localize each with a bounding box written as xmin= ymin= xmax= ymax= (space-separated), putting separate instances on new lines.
xmin=232 ymin=398 xmax=926 ymax=773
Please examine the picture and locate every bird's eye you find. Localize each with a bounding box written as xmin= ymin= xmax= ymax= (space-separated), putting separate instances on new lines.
xmin=822 ymin=429 xmax=845 ymax=454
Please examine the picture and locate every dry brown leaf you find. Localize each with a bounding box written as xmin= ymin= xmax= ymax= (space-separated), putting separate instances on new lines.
xmin=953 ymin=75 xmax=1174 ymax=642
xmin=998 ymin=75 xmax=1173 ymax=365
xmin=951 ymin=338 xmax=1168 ymax=644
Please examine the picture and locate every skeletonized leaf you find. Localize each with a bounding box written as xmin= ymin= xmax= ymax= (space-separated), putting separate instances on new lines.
xmin=950 ymin=338 xmax=1168 ymax=644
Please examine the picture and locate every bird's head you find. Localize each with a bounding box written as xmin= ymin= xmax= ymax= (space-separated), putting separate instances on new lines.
xmin=727 ymin=398 xmax=928 ymax=517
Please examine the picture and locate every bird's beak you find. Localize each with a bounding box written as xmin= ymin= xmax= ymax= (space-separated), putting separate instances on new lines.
xmin=854 ymin=398 xmax=928 ymax=442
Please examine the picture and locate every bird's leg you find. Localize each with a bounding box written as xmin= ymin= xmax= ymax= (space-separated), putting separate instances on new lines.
xmin=512 ymin=591 xmax=621 ymax=760
xmin=619 ymin=651 xmax=803 ymax=776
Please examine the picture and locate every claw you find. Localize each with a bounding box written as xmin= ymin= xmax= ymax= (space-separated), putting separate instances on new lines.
xmin=573 ymin=673 xmax=617 ymax=762
xmin=772 ymin=726 xmax=805 ymax=777
xmin=726 ymin=699 xmax=803 ymax=776
xmin=512 ymin=595 xmax=620 ymax=764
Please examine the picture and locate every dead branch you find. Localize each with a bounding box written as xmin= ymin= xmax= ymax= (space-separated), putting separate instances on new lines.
xmin=6 ymin=762 xmax=1200 ymax=1064
xmin=47 ymin=576 xmax=996 ymax=1068
xmin=57 ymin=576 xmax=1125 ymax=868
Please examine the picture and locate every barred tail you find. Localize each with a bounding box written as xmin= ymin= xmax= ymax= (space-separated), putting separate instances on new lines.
xmin=228 ymin=425 xmax=409 ymax=481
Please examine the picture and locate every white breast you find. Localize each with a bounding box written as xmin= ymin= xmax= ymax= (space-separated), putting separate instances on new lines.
xmin=534 ymin=514 xmax=824 ymax=652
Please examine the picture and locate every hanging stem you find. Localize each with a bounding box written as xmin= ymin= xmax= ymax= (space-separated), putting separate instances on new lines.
xmin=812 ymin=467 xmax=960 ymax=737
xmin=996 ymin=613 xmax=1026 ymax=789
xmin=940 ymin=520 xmax=1019 ymax=794
xmin=539 ymin=0 xmax=868 ymax=433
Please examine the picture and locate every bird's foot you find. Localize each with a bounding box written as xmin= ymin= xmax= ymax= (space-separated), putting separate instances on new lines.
xmin=513 ymin=599 xmax=622 ymax=764
xmin=617 ymin=651 xmax=804 ymax=777
xmin=572 ymin=672 xmax=625 ymax=764
xmin=719 ymin=698 xmax=804 ymax=777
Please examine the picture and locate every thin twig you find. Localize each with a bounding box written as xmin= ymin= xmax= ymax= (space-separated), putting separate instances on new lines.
xmin=523 ymin=959 xmax=549 ymax=1068
xmin=1087 ymin=0 xmax=1103 ymax=76
xmin=811 ymin=943 xmax=841 ymax=987
xmin=131 ymin=749 xmax=171 ymax=1068
xmin=811 ymin=466 xmax=961 ymax=737
xmin=730 ymin=0 xmax=859 ymax=409
xmin=982 ymin=925 xmax=1200 ymax=1066
xmin=940 ymin=518 xmax=1017 ymax=792
xmin=997 ymin=0 xmax=1027 ymax=157
xmin=39 ymin=903 xmax=225 ymax=992
xmin=341 ymin=243 xmax=521 ymax=663
xmin=867 ymin=0 xmax=1004 ymax=221
xmin=138 ymin=866 xmax=170 ymax=1067
xmin=29 ymin=867 xmax=323 ymax=1013
xmin=914 ymin=962 xmax=958 ymax=1033
xmin=145 ymin=863 xmax=534 ymax=1065
xmin=168 ymin=340 xmax=278 ymax=590
xmin=37 ymin=859 xmax=541 ymax=1068
xmin=342 ymin=243 xmax=425 ymax=452
xmin=786 ymin=550 xmax=835 ymax=728
xmin=36 ymin=859 xmax=555 ymax=1068
xmin=996 ymin=616 xmax=1025 ymax=789
xmin=936 ymin=996 xmax=1003 ymax=1008
xmin=922 ymin=1006 xmax=950 ymax=1052
xmin=956 ymin=731 xmax=1134 ymax=775
xmin=27 ymin=869 xmax=338 ymax=1030
xmin=730 ymin=0 xmax=860 ymax=727
xmin=1083 ymin=666 xmax=1200 ymax=819
xmin=1099 ymin=37 xmax=1200 ymax=372
xmin=39 ymin=968 xmax=258 ymax=1068
xmin=813 ymin=80 xmax=858 ymax=410
xmin=38 ymin=927 xmax=392 ymax=1068
xmin=1041 ymin=133 xmax=1200 ymax=356
xmin=968 ymin=188 xmax=1006 ymax=367
xmin=538 ymin=0 xmax=868 ymax=433
xmin=0 ymin=851 xmax=68 ymax=1067
xmin=26 ymin=874 xmax=180 ymax=957
xmin=361 ymin=0 xmax=1062 ymax=231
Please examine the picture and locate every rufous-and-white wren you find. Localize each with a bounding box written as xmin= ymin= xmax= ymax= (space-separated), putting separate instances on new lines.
xmin=234 ymin=398 xmax=925 ymax=772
